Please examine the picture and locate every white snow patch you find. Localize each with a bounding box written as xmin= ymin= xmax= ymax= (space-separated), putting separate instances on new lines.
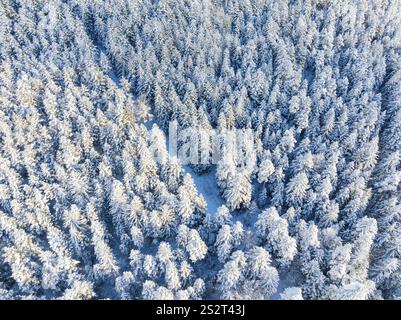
xmin=183 ymin=166 xmax=224 ymax=217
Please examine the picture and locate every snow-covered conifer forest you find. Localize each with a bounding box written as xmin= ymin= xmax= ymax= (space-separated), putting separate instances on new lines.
xmin=1 ymin=0 xmax=401 ymax=300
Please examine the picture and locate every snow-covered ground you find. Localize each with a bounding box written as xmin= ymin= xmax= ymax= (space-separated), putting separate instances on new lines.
xmin=145 ymin=118 xmax=224 ymax=217
xmin=183 ymin=166 xmax=224 ymax=217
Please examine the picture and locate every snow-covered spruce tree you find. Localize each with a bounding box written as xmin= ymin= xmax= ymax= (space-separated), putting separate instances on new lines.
xmin=255 ymin=207 xmax=297 ymax=266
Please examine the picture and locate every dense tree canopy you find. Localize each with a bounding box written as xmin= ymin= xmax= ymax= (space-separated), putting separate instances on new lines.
xmin=0 ymin=0 xmax=401 ymax=299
